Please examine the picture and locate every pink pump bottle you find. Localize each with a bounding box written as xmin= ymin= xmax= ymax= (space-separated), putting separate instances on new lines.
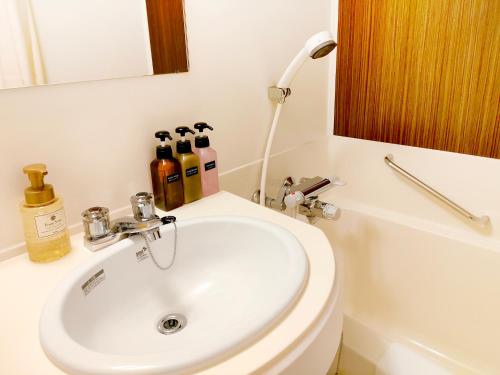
xmin=193 ymin=122 xmax=219 ymax=196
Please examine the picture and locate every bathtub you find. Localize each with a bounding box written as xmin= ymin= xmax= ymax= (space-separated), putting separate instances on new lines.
xmin=225 ymin=135 xmax=500 ymax=374
xmin=317 ymin=202 xmax=500 ymax=374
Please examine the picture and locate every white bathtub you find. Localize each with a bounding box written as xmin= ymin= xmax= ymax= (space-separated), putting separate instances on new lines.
xmin=225 ymin=135 xmax=500 ymax=374
xmin=317 ymin=203 xmax=500 ymax=374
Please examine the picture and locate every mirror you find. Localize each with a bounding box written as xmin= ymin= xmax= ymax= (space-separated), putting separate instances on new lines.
xmin=0 ymin=0 xmax=188 ymax=90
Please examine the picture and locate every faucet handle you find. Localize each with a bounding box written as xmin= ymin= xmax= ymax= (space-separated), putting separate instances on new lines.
xmin=284 ymin=191 xmax=305 ymax=209
xmin=130 ymin=192 xmax=156 ymax=222
xmin=318 ymin=201 xmax=341 ymax=220
xmin=82 ymin=207 xmax=111 ymax=240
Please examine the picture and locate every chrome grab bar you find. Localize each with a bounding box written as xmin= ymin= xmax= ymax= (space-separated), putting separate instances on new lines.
xmin=384 ymin=154 xmax=490 ymax=226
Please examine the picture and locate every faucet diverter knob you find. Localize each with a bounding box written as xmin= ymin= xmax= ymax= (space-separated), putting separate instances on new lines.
xmin=161 ymin=216 xmax=176 ymax=225
xmin=130 ymin=192 xmax=156 ymax=222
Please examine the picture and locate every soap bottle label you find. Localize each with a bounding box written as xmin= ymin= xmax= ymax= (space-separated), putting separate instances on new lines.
xmin=34 ymin=208 xmax=67 ymax=238
xmin=166 ymin=173 xmax=180 ymax=184
xmin=204 ymin=161 xmax=216 ymax=171
xmin=185 ymin=166 xmax=199 ymax=177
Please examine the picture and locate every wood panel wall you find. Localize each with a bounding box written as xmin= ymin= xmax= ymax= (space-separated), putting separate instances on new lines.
xmin=145 ymin=0 xmax=188 ymax=74
xmin=334 ymin=0 xmax=500 ymax=158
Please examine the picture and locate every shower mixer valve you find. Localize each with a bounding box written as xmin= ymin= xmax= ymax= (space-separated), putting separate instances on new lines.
xmin=253 ymin=176 xmax=345 ymax=222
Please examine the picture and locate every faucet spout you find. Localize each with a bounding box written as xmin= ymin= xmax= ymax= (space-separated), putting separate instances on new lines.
xmin=113 ymin=217 xmax=163 ymax=235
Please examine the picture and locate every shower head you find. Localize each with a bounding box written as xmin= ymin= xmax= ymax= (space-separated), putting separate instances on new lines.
xmin=276 ymin=31 xmax=336 ymax=88
xmin=305 ymin=31 xmax=337 ymax=59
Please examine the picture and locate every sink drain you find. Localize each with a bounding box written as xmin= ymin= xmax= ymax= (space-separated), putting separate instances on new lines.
xmin=157 ymin=314 xmax=186 ymax=335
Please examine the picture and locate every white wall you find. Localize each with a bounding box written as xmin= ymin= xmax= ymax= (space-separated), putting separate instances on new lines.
xmin=30 ymin=0 xmax=153 ymax=84
xmin=0 ymin=0 xmax=333 ymax=251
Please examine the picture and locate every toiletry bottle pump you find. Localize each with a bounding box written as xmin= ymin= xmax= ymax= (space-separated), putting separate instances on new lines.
xmin=175 ymin=126 xmax=203 ymax=203
xmin=193 ymin=122 xmax=219 ymax=196
xmin=19 ymin=164 xmax=71 ymax=262
xmin=150 ymin=131 xmax=184 ymax=211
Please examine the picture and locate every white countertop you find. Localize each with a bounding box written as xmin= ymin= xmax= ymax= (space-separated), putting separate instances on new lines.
xmin=0 ymin=192 xmax=335 ymax=375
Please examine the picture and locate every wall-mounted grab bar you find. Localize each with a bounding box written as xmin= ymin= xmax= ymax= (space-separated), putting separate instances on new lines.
xmin=384 ymin=154 xmax=490 ymax=226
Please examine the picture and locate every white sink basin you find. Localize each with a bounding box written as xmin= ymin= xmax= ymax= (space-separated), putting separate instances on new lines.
xmin=40 ymin=216 xmax=308 ymax=375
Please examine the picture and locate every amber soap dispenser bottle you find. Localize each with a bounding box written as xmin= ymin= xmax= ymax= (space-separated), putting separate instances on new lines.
xmin=20 ymin=164 xmax=71 ymax=262
xmin=175 ymin=126 xmax=202 ymax=203
xmin=150 ymin=131 xmax=184 ymax=211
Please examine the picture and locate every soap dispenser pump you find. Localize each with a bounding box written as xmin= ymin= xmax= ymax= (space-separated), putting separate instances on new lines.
xmin=150 ymin=131 xmax=184 ymax=211
xmin=175 ymin=126 xmax=202 ymax=203
xmin=193 ymin=122 xmax=219 ymax=196
xmin=20 ymin=164 xmax=71 ymax=262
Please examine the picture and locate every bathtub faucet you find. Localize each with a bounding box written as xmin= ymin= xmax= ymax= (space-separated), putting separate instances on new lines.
xmin=253 ymin=176 xmax=344 ymax=223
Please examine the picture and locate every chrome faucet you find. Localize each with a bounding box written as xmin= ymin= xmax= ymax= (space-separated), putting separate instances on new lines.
xmin=253 ymin=176 xmax=345 ymax=223
xmin=81 ymin=192 xmax=174 ymax=252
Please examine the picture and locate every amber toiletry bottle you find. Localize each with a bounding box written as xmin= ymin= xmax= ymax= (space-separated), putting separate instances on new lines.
xmin=20 ymin=164 xmax=71 ymax=262
xmin=150 ymin=131 xmax=184 ymax=211
xmin=175 ymin=126 xmax=202 ymax=203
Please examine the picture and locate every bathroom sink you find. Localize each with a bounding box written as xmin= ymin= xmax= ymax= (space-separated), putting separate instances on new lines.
xmin=40 ymin=216 xmax=308 ymax=375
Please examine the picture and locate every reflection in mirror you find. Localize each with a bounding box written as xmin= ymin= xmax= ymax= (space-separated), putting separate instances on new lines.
xmin=0 ymin=0 xmax=188 ymax=90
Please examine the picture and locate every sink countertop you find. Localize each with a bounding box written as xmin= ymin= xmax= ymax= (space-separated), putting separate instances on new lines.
xmin=0 ymin=191 xmax=335 ymax=375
